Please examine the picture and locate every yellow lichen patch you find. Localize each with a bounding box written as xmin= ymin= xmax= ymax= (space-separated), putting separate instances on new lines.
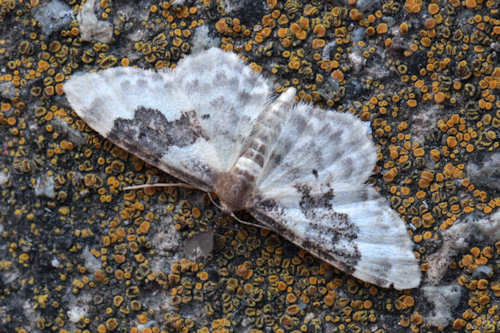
xmin=395 ymin=295 xmax=415 ymax=310
xmin=407 ymin=99 xmax=417 ymax=107
xmin=446 ymin=136 xmax=458 ymax=148
xmin=137 ymin=221 xmax=150 ymax=234
xmin=2 ymin=0 xmax=500 ymax=331
xmin=312 ymin=38 xmax=325 ymax=49
xmin=18 ymin=252 xmax=30 ymax=264
xmin=235 ymin=262 xmax=253 ymax=280
xmin=215 ymin=18 xmax=230 ymax=34
xmin=312 ymin=23 xmax=326 ymax=37
xmin=405 ymin=0 xmax=423 ymax=14
xmin=383 ymin=168 xmax=398 ymax=182
xmin=430 ymin=149 xmax=441 ymax=161
xmin=412 ymin=147 xmax=425 ymax=157
xmin=277 ymin=27 xmax=289 ymax=39
xmin=465 ymin=0 xmax=477 ymax=9
xmin=434 ymin=91 xmax=446 ymax=103
xmin=376 ymin=23 xmax=388 ymax=34
xmin=428 ymin=3 xmax=440 ymax=15
xmin=418 ymin=170 xmax=434 ymax=188
xmin=266 ymin=0 xmax=277 ymax=10
xmin=399 ymin=22 xmax=409 ymax=34
xmin=288 ymin=56 xmax=301 ymax=70
xmin=331 ymin=70 xmax=344 ymax=82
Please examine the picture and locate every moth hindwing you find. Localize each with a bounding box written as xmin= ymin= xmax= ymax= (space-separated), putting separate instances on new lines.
xmin=64 ymin=47 xmax=421 ymax=290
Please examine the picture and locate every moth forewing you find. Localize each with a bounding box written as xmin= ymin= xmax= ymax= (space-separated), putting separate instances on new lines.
xmin=63 ymin=47 xmax=421 ymax=290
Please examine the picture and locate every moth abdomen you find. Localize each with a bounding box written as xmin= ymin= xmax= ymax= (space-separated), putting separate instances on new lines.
xmin=216 ymin=88 xmax=298 ymax=210
xmin=233 ymin=87 xmax=297 ymax=179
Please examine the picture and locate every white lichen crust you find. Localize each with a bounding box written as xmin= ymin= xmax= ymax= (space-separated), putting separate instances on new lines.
xmin=64 ymin=47 xmax=421 ymax=290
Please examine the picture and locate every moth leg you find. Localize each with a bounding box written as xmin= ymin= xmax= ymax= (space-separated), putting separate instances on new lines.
xmin=125 ymin=184 xmax=276 ymax=232
xmin=214 ymin=213 xmax=275 ymax=234
xmin=205 ymin=193 xmax=275 ymax=232
xmin=230 ymin=212 xmax=275 ymax=232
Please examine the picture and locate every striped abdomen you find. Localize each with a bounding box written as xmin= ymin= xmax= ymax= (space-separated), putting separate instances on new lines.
xmin=214 ymin=88 xmax=296 ymax=211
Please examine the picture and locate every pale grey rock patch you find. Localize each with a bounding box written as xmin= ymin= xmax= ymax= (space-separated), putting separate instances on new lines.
xmin=471 ymin=265 xmax=493 ymax=279
xmin=0 ymin=81 xmax=17 ymax=99
xmin=1 ymin=264 xmax=20 ymax=284
xmin=81 ymin=246 xmax=102 ymax=273
xmin=151 ymin=216 xmax=181 ymax=252
xmin=77 ymin=0 xmax=113 ymax=43
xmin=426 ymin=211 xmax=499 ymax=284
xmin=467 ymin=152 xmax=500 ymax=191
xmin=0 ymin=170 xmax=9 ymax=186
xmin=357 ymin=0 xmax=381 ymax=12
xmin=180 ymin=230 xmax=214 ymax=261
xmin=52 ymin=118 xmax=87 ymax=146
xmin=191 ymin=25 xmax=220 ymax=54
xmin=32 ymin=0 xmax=74 ymax=36
xmin=423 ymin=284 xmax=463 ymax=328
xmin=474 ymin=210 xmax=500 ymax=242
xmin=34 ymin=174 xmax=55 ymax=199
xmin=66 ymin=292 xmax=92 ymax=323
xmin=22 ymin=300 xmax=41 ymax=332
xmin=410 ymin=104 xmax=441 ymax=145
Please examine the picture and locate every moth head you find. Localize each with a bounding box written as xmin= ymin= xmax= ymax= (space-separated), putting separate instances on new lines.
xmin=214 ymin=172 xmax=255 ymax=212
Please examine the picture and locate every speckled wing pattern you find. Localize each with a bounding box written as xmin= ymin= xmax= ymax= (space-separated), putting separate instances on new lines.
xmin=63 ymin=47 xmax=420 ymax=290
xmin=63 ymin=48 xmax=270 ymax=191
xmin=248 ymin=105 xmax=420 ymax=289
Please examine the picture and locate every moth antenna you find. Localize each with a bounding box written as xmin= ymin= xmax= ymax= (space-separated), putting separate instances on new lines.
xmin=123 ymin=183 xmax=199 ymax=191
xmin=125 ymin=185 xmax=268 ymax=230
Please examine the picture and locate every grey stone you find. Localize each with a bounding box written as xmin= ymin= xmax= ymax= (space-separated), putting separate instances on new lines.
xmin=0 ymin=81 xmax=17 ymax=99
xmin=77 ymin=0 xmax=113 ymax=43
xmin=423 ymin=284 xmax=463 ymax=327
xmin=467 ymin=153 xmax=500 ymax=191
xmin=32 ymin=0 xmax=74 ymax=36
xmin=34 ymin=174 xmax=55 ymax=199
xmin=181 ymin=230 xmax=214 ymax=261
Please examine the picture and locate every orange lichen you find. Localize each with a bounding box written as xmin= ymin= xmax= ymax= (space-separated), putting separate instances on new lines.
xmin=331 ymin=70 xmax=344 ymax=81
xmin=277 ymin=27 xmax=288 ymax=38
xmin=405 ymin=0 xmax=423 ymax=14
xmin=236 ymin=263 xmax=253 ymax=280
xmin=312 ymin=38 xmax=326 ymax=49
xmin=428 ymin=3 xmax=440 ymax=15
xmin=383 ymin=168 xmax=398 ymax=182
xmin=313 ymin=24 xmax=326 ymax=37
xmin=407 ymin=99 xmax=417 ymax=107
xmin=465 ymin=0 xmax=477 ymax=9
xmin=399 ymin=22 xmax=409 ymax=34
xmin=376 ymin=23 xmax=388 ymax=34
xmin=215 ymin=18 xmax=229 ymax=34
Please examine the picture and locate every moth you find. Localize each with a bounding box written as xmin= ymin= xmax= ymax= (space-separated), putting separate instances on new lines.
xmin=64 ymin=47 xmax=421 ymax=289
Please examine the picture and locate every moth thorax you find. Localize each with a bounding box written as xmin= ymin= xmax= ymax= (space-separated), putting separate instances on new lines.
xmin=214 ymin=170 xmax=256 ymax=212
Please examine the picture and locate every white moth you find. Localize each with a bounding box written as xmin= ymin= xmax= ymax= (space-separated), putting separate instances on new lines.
xmin=64 ymin=47 xmax=421 ymax=289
